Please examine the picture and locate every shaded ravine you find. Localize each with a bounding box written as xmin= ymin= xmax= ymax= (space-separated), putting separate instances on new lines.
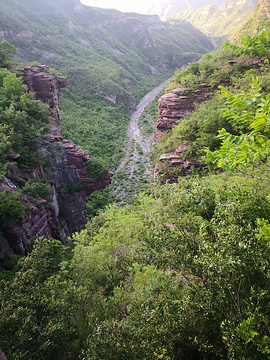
xmin=111 ymin=79 xmax=169 ymax=203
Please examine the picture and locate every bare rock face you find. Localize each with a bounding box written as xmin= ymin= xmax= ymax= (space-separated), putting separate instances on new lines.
xmin=1 ymin=136 xmax=113 ymax=256
xmin=156 ymin=92 xmax=196 ymax=139
xmin=61 ymin=140 xmax=113 ymax=196
xmin=43 ymin=137 xmax=113 ymax=239
xmin=0 ymin=175 xmax=62 ymax=256
xmin=0 ymin=348 xmax=8 ymax=360
xmin=0 ymin=68 xmax=113 ymax=257
xmin=156 ymin=85 xmax=212 ymax=139
xmin=18 ymin=66 xmax=68 ymax=136
xmin=3 ymin=197 xmax=61 ymax=256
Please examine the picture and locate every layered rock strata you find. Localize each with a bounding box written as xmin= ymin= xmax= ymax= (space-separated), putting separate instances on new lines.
xmin=157 ymin=92 xmax=195 ymax=139
xmin=17 ymin=65 xmax=68 ymax=136
xmin=155 ymin=86 xmax=212 ymax=181
xmin=0 ymin=68 xmax=113 ymax=257
xmin=155 ymin=145 xmax=203 ymax=184
xmin=156 ymin=85 xmax=212 ymax=139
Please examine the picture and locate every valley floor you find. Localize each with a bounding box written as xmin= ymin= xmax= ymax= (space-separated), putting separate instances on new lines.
xmin=111 ymin=79 xmax=170 ymax=204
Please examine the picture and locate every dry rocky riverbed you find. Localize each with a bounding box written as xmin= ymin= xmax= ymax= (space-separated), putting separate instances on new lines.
xmin=111 ymin=80 xmax=169 ymax=204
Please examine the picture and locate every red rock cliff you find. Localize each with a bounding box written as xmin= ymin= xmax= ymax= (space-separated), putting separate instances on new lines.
xmin=17 ymin=65 xmax=68 ymax=136
xmin=155 ymin=85 xmax=212 ymax=182
xmin=0 ymin=67 xmax=113 ymax=258
xmin=156 ymin=85 xmax=212 ymax=139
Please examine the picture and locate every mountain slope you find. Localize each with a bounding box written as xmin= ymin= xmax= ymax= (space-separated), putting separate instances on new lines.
xmin=169 ymin=0 xmax=258 ymax=42
xmin=0 ymin=0 xmax=213 ymax=109
xmin=231 ymin=0 xmax=270 ymax=42
xmin=146 ymin=0 xmax=227 ymax=19
xmin=0 ymin=0 xmax=213 ymax=174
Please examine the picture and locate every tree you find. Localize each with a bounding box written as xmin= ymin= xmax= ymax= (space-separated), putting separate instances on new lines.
xmin=206 ymin=78 xmax=270 ymax=180
xmin=0 ymin=41 xmax=17 ymax=68
xmin=0 ymin=190 xmax=26 ymax=230
xmin=0 ymin=69 xmax=49 ymax=170
xmin=0 ymin=238 xmax=76 ymax=360
xmin=224 ymin=24 xmax=270 ymax=63
xmin=0 ymin=124 xmax=12 ymax=178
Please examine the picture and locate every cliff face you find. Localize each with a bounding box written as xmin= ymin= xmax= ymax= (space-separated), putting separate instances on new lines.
xmin=0 ymin=68 xmax=113 ymax=257
xmin=156 ymin=92 xmax=196 ymax=139
xmin=155 ymin=86 xmax=212 ymax=181
xmin=18 ymin=65 xmax=67 ymax=136
xmin=156 ymin=85 xmax=212 ymax=139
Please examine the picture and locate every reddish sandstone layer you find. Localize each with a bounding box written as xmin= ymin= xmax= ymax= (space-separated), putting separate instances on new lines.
xmin=18 ymin=66 xmax=68 ymax=136
xmin=62 ymin=139 xmax=113 ymax=196
xmin=0 ymin=68 xmax=113 ymax=258
xmin=155 ymin=86 xmax=212 ymax=182
xmin=154 ymin=147 xmax=202 ymax=184
xmin=3 ymin=197 xmax=61 ymax=255
xmin=156 ymin=85 xmax=212 ymax=139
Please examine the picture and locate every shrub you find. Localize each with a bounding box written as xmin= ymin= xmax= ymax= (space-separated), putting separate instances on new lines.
xmin=0 ymin=190 xmax=26 ymax=229
xmin=23 ymin=178 xmax=51 ymax=199
xmin=84 ymin=158 xmax=106 ymax=182
xmin=62 ymin=182 xmax=84 ymax=193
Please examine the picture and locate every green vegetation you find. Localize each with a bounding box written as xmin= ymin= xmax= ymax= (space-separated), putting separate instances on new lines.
xmin=153 ymin=94 xmax=231 ymax=164
xmin=0 ymin=0 xmax=213 ymax=163
xmin=23 ymin=178 xmax=51 ymax=199
xmin=224 ymin=24 xmax=270 ymax=61
xmin=156 ymin=27 xmax=270 ymax=177
xmin=62 ymin=182 xmax=85 ymax=193
xmin=1 ymin=5 xmax=270 ymax=360
xmin=1 ymin=176 xmax=270 ymax=359
xmin=0 ymin=65 xmax=50 ymax=172
xmin=166 ymin=47 xmax=245 ymax=93
xmin=0 ymin=190 xmax=26 ymax=230
xmin=0 ymin=41 xmax=53 ymax=230
xmin=168 ymin=0 xmax=258 ymax=44
xmin=84 ymin=158 xmax=106 ymax=182
xmin=207 ymin=78 xmax=270 ymax=180
xmin=0 ymin=0 xmax=214 ymax=212
xmin=0 ymin=40 xmax=17 ymax=68
xmin=60 ymin=96 xmax=129 ymax=167
xmin=206 ymin=26 xmax=270 ymax=180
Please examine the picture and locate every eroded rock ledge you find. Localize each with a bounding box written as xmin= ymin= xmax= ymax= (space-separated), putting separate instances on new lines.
xmin=155 ymin=85 xmax=212 ymax=181
xmin=156 ymin=85 xmax=212 ymax=139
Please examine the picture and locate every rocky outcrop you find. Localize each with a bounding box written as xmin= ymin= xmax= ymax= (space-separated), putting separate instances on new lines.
xmin=17 ymin=66 xmax=68 ymax=136
xmin=2 ymin=196 xmax=61 ymax=256
xmin=0 ymin=348 xmax=8 ymax=360
xmin=155 ymin=86 xmax=212 ymax=182
xmin=61 ymin=139 xmax=113 ymax=196
xmin=157 ymin=92 xmax=195 ymax=139
xmin=154 ymin=145 xmax=203 ymax=183
xmin=43 ymin=137 xmax=112 ymax=239
xmin=0 ymin=68 xmax=113 ymax=258
xmin=156 ymin=85 xmax=212 ymax=139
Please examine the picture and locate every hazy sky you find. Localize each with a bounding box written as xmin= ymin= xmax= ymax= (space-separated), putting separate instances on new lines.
xmin=80 ymin=0 xmax=153 ymax=13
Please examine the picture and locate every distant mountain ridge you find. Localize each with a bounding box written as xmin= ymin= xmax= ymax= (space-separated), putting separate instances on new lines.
xmin=167 ymin=0 xmax=258 ymax=41
xmin=231 ymin=0 xmax=270 ymax=42
xmin=146 ymin=0 xmax=228 ymax=19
